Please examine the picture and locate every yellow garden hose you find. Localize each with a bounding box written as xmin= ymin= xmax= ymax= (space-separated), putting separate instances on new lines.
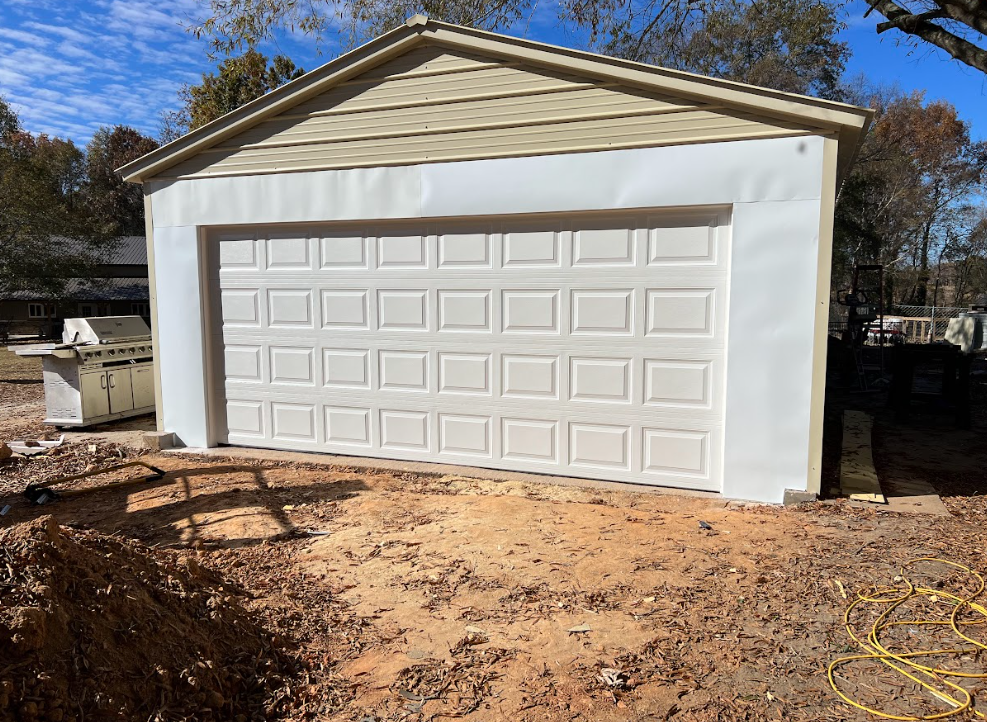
xmin=829 ymin=558 xmax=987 ymax=720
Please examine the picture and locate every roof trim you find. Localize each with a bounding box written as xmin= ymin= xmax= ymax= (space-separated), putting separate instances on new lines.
xmin=118 ymin=17 xmax=872 ymax=184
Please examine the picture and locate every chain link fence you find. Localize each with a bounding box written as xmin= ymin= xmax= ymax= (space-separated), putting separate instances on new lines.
xmin=829 ymin=304 xmax=967 ymax=344
xmin=887 ymin=305 xmax=966 ymax=343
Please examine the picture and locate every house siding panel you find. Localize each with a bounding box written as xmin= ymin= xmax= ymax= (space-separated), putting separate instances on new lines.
xmin=159 ymin=44 xmax=818 ymax=180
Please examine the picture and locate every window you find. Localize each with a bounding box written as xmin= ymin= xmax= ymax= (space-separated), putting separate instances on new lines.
xmin=131 ymin=303 xmax=150 ymax=317
xmin=79 ymin=304 xmax=95 ymax=317
xmin=28 ymin=303 xmax=46 ymax=319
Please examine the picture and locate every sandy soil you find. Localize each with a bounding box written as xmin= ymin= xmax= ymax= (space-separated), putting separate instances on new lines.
xmin=2 ymin=353 xmax=986 ymax=721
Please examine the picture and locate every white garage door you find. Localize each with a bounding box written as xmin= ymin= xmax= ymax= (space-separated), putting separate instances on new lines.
xmin=208 ymin=209 xmax=730 ymax=491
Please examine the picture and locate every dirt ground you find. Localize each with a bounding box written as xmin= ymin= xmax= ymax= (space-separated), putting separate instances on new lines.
xmin=3 ymin=351 xmax=987 ymax=721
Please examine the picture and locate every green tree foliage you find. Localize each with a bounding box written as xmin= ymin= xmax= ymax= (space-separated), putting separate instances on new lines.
xmin=0 ymin=98 xmax=108 ymax=299
xmin=85 ymin=126 xmax=159 ymax=236
xmin=834 ymin=86 xmax=987 ymax=306
xmin=161 ymin=50 xmax=304 ymax=140
xmin=189 ymin=0 xmax=847 ymax=96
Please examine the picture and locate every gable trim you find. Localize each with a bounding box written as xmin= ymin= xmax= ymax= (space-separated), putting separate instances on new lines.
xmin=119 ymin=18 xmax=871 ymax=184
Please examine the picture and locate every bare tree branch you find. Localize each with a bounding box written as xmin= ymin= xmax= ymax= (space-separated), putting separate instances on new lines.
xmin=864 ymin=0 xmax=987 ymax=74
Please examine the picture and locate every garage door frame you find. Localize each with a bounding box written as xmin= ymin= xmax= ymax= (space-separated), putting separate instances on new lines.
xmin=202 ymin=206 xmax=731 ymax=492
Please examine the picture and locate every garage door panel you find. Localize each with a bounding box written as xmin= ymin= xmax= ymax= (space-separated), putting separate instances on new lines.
xmin=220 ymin=344 xmax=725 ymax=417
xmin=213 ymin=208 xmax=729 ymax=492
xmin=222 ymin=401 xmax=724 ymax=491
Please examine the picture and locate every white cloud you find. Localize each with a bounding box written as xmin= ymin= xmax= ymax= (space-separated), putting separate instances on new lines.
xmin=0 ymin=27 xmax=48 ymax=46
xmin=23 ymin=21 xmax=88 ymax=43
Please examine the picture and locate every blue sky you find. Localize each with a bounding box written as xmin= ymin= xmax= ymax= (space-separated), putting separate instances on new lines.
xmin=0 ymin=0 xmax=984 ymax=148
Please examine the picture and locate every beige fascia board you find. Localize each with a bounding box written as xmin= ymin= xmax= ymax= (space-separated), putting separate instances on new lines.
xmin=806 ymin=135 xmax=840 ymax=497
xmin=117 ymin=24 xmax=425 ymax=183
xmin=142 ymin=192 xmax=164 ymax=431
xmin=422 ymin=22 xmax=872 ymax=134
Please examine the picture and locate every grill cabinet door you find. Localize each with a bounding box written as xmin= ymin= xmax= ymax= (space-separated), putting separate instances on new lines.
xmin=81 ymin=371 xmax=110 ymax=419
xmin=131 ymin=366 xmax=155 ymax=408
xmin=107 ymin=368 xmax=135 ymax=414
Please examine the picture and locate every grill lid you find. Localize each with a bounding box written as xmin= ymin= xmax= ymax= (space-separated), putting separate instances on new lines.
xmin=62 ymin=316 xmax=151 ymax=345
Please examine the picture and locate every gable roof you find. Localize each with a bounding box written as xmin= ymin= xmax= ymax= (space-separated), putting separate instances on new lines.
xmin=119 ymin=15 xmax=872 ymax=184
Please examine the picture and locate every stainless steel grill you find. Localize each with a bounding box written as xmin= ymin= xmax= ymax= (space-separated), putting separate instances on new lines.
xmin=12 ymin=316 xmax=155 ymax=427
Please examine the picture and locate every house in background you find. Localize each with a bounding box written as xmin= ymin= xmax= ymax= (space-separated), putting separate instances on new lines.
xmin=0 ymin=236 xmax=149 ymax=339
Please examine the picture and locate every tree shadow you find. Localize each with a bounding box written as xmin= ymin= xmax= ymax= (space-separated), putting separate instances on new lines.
xmin=2 ymin=463 xmax=369 ymax=549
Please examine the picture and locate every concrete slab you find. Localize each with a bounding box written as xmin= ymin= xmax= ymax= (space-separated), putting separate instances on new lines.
xmin=59 ymin=415 xmax=155 ymax=450
xmin=881 ymin=476 xmax=951 ymax=516
xmin=840 ymin=410 xmax=886 ymax=504
xmin=171 ymin=445 xmax=723 ymax=501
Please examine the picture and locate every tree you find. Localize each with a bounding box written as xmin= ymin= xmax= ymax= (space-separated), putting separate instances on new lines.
xmin=85 ymin=126 xmax=159 ymax=236
xmin=576 ymin=0 xmax=848 ymax=97
xmin=161 ymin=50 xmax=304 ymax=140
xmin=863 ymin=1 xmax=987 ymax=75
xmin=0 ymin=98 xmax=107 ymax=302
xmin=833 ymin=85 xmax=987 ymax=308
xmin=188 ymin=0 xmax=847 ymax=96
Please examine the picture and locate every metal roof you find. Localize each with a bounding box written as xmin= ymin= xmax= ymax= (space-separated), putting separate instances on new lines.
xmin=1 ymin=278 xmax=149 ymax=302
xmin=56 ymin=236 xmax=147 ymax=266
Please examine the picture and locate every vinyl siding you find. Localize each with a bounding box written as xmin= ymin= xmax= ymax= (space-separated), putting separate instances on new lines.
xmin=160 ymin=44 xmax=822 ymax=180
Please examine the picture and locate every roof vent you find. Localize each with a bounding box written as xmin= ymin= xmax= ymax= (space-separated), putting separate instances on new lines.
xmin=406 ymin=13 xmax=428 ymax=27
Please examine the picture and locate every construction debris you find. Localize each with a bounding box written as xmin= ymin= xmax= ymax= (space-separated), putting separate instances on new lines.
xmin=6 ymin=435 xmax=64 ymax=457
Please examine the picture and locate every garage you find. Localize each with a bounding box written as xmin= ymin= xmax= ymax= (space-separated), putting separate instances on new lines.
xmin=120 ymin=16 xmax=871 ymax=503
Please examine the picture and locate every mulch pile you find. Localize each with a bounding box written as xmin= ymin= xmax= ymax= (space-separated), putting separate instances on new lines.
xmin=0 ymin=517 xmax=297 ymax=722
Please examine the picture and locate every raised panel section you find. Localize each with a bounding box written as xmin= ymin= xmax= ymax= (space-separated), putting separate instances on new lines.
xmin=438 ymin=353 xmax=491 ymax=395
xmin=213 ymin=210 xmax=728 ymax=494
xmin=573 ymin=227 xmax=634 ymax=266
xmin=649 ymin=222 xmax=715 ymax=263
xmin=503 ymin=290 xmax=559 ymax=333
xmin=380 ymin=350 xmax=428 ymax=392
xmin=378 ymin=289 xmax=428 ymax=330
xmin=503 ymin=354 xmax=558 ymax=399
xmin=646 ymin=289 xmax=714 ymax=336
xmin=438 ymin=290 xmax=490 ymax=332
xmin=645 ymin=360 xmax=710 ymax=406
xmin=321 ymin=289 xmax=369 ymax=329
xmin=503 ymin=230 xmax=559 ymax=267
xmin=266 ymin=234 xmax=310 ymax=269
xmin=270 ymin=346 xmax=315 ymax=385
xmin=439 ymin=414 xmax=491 ymax=457
xmin=380 ymin=410 xmax=429 ymax=451
xmin=643 ymin=429 xmax=709 ymax=476
xmin=571 ymin=289 xmax=633 ymax=335
xmin=438 ymin=232 xmax=490 ymax=268
xmin=502 ymin=418 xmax=557 ymax=463
xmin=226 ymin=400 xmax=263 ymax=436
xmin=221 ymin=290 xmax=260 ymax=326
xmin=219 ymin=238 xmax=258 ymax=270
xmin=268 ymin=289 xmax=313 ymax=328
xmin=570 ymin=423 xmax=630 ymax=470
xmin=569 ymin=357 xmax=630 ymax=403
xmin=323 ymin=349 xmax=370 ymax=388
xmin=378 ymin=234 xmax=426 ymax=268
xmin=325 ymin=406 xmax=371 ymax=446
xmin=272 ymin=402 xmax=316 ymax=442
xmin=320 ymin=233 xmax=367 ymax=268
xmin=224 ymin=345 xmax=262 ymax=381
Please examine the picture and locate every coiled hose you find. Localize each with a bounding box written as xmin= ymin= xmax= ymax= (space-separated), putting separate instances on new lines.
xmin=829 ymin=558 xmax=987 ymax=720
